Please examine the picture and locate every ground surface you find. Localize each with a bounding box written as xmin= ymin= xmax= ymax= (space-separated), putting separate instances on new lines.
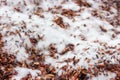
xmin=0 ymin=0 xmax=120 ymax=80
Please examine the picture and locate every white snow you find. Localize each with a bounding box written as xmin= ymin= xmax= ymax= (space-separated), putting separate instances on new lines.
xmin=90 ymin=72 xmax=116 ymax=80
xmin=12 ymin=67 xmax=41 ymax=80
xmin=0 ymin=0 xmax=119 ymax=79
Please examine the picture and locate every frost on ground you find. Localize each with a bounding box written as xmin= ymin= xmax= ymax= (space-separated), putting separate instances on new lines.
xmin=0 ymin=0 xmax=120 ymax=80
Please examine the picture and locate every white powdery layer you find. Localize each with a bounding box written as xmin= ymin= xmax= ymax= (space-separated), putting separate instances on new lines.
xmin=0 ymin=0 xmax=119 ymax=79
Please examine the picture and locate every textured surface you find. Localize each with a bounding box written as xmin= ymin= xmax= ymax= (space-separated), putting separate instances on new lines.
xmin=0 ymin=0 xmax=120 ymax=80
